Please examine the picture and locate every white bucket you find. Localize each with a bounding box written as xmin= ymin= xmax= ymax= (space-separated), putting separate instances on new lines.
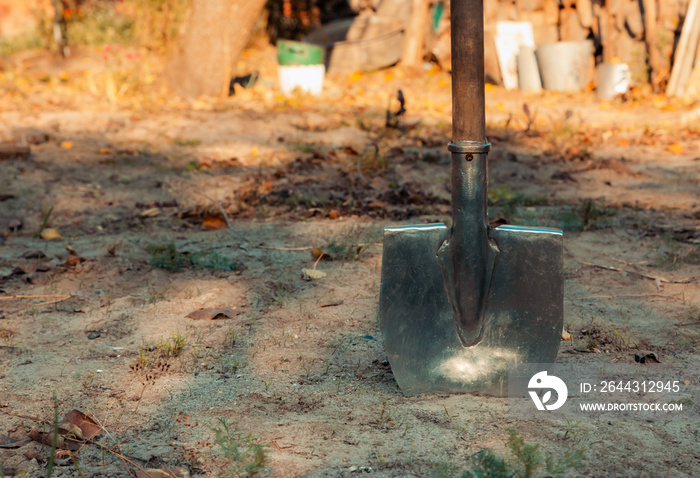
xmin=278 ymin=64 xmax=325 ymax=96
xmin=596 ymin=63 xmax=631 ymax=98
xmin=535 ymin=41 xmax=593 ymax=91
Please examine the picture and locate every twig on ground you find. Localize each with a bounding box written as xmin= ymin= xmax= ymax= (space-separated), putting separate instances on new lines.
xmin=0 ymin=408 xmax=44 ymax=422
xmin=567 ymin=294 xmax=669 ymax=300
xmin=320 ymin=301 xmax=344 ymax=308
xmin=255 ymin=245 xmax=314 ymax=251
xmin=0 ymin=437 xmax=32 ymax=448
xmin=0 ymin=294 xmax=70 ymax=301
xmin=579 ymin=261 xmax=699 ymax=284
xmin=0 ymin=294 xmax=71 ymax=312
xmin=18 ymin=298 xmax=71 ymax=311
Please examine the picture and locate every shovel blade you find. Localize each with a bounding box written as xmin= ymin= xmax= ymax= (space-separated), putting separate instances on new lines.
xmin=380 ymin=224 xmax=563 ymax=396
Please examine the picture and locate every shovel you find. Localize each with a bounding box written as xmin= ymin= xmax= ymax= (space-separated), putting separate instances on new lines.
xmin=379 ymin=0 xmax=563 ymax=396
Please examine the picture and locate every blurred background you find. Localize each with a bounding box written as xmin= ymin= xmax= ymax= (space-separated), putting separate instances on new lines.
xmin=1 ymin=0 xmax=698 ymax=100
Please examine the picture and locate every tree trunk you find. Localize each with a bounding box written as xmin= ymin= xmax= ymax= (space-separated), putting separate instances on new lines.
xmin=165 ymin=0 xmax=266 ymax=98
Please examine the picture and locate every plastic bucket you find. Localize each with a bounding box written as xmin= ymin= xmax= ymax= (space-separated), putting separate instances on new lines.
xmin=277 ymin=40 xmax=325 ymax=96
xmin=535 ymin=41 xmax=593 ymax=91
xmin=277 ymin=40 xmax=324 ymax=66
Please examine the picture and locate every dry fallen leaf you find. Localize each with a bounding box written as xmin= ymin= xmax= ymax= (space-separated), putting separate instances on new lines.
xmin=561 ymin=329 xmax=572 ymax=341
xmin=40 ymin=228 xmax=62 ymax=240
xmin=98 ymin=148 xmax=112 ymax=154
xmin=28 ymin=409 xmax=101 ymax=452
xmin=311 ymin=247 xmax=333 ymax=261
xmin=64 ymin=247 xmax=86 ymax=268
xmin=311 ymin=247 xmax=324 ymax=259
xmin=668 ymin=144 xmax=683 ymax=154
xmin=61 ymin=410 xmax=101 ymax=441
xmin=302 ymin=268 xmax=326 ymax=280
xmin=328 ymin=209 xmax=340 ymax=219
xmin=60 ymin=141 xmax=73 ymax=149
xmin=186 ymin=308 xmax=235 ymax=320
xmin=201 ymin=215 xmax=228 ymax=230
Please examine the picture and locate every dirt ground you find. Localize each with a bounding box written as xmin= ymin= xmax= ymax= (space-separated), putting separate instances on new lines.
xmin=1 ymin=46 xmax=700 ymax=477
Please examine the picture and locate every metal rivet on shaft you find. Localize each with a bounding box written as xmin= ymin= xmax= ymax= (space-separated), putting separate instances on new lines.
xmin=465 ymin=153 xmax=474 ymax=161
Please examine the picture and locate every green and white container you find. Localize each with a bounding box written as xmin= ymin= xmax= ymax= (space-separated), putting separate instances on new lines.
xmin=277 ymin=40 xmax=325 ymax=96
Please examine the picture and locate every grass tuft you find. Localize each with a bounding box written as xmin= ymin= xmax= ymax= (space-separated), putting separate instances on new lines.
xmin=436 ymin=429 xmax=585 ymax=478
xmin=212 ymin=418 xmax=269 ymax=477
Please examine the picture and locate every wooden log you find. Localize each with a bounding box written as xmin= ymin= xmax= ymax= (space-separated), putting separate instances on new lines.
xmin=521 ymin=10 xmax=559 ymax=44
xmin=602 ymin=1 xmax=619 ymax=61
xmin=516 ymin=0 xmax=545 ymax=13
xmin=543 ymin=0 xmax=559 ymax=25
xmin=576 ymin=0 xmax=593 ymax=28
xmin=643 ymin=0 xmax=664 ymax=92
xmin=560 ymin=2 xmax=573 ymax=41
xmin=564 ymin=4 xmax=591 ymax=41
xmin=658 ymin=0 xmax=678 ymax=30
xmin=402 ymin=0 xmax=429 ymax=66
xmin=484 ymin=0 xmax=499 ymax=23
xmin=591 ymin=2 xmax=601 ymax=42
xmin=496 ymin=0 xmax=518 ymax=22
xmin=624 ymin=0 xmax=645 ymax=39
xmin=667 ymin=0 xmax=700 ymax=96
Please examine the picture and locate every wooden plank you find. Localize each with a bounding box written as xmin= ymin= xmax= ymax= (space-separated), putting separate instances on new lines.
xmin=667 ymin=0 xmax=700 ymax=96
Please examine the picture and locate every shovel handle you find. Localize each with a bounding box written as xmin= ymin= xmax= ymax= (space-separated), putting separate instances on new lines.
xmin=451 ymin=0 xmax=486 ymax=142
xmin=443 ymin=0 xmax=491 ymax=347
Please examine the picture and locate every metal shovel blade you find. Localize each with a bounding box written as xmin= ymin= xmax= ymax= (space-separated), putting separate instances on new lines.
xmin=378 ymin=0 xmax=563 ymax=396
xmin=380 ymin=222 xmax=563 ymax=396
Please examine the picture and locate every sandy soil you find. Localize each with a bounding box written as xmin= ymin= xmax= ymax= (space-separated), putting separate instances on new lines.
xmin=1 ymin=46 xmax=700 ymax=477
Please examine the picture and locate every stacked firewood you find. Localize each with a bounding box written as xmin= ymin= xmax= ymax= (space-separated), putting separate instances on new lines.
xmin=426 ymin=0 xmax=698 ymax=94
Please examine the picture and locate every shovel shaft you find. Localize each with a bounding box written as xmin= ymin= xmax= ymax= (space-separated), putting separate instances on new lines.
xmin=443 ymin=0 xmax=492 ymax=346
xmin=451 ymin=0 xmax=486 ymax=142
